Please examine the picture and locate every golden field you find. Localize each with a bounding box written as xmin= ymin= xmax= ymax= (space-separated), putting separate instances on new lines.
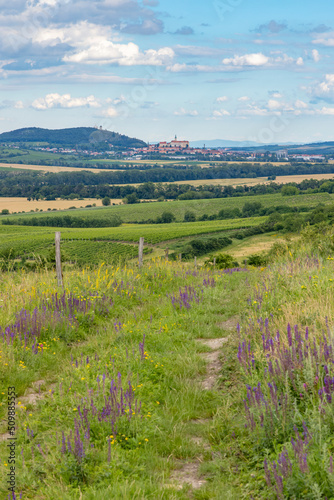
xmin=0 ymin=197 xmax=122 ymax=213
xmin=0 ymin=163 xmax=122 ymax=173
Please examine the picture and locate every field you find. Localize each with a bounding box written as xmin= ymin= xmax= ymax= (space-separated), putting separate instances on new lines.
xmin=0 ymin=163 xmax=121 ymax=173
xmin=4 ymin=191 xmax=334 ymax=225
xmin=168 ymin=172 xmax=334 ymax=187
xmin=0 ymin=198 xmax=123 ymax=213
xmin=1 ymin=226 xmax=334 ymax=498
xmin=0 ymin=217 xmax=266 ymax=265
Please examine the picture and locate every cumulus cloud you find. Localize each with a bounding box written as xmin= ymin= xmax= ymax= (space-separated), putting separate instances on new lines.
xmin=222 ymin=52 xmax=303 ymax=69
xmin=101 ymin=107 xmax=119 ymax=117
xmin=317 ymin=107 xmax=334 ymax=115
xmin=309 ymin=74 xmax=334 ymax=102
xmin=39 ymin=23 xmax=175 ymax=65
xmin=312 ymin=31 xmax=334 ymax=46
xmin=212 ymin=109 xmax=230 ymax=117
xmin=312 ymin=49 xmax=321 ymax=62
xmin=222 ymin=53 xmax=269 ymax=67
xmin=238 ymin=96 xmax=250 ymax=101
xmin=173 ymin=107 xmax=198 ymax=116
xmin=216 ymin=96 xmax=228 ymax=102
xmin=31 ymin=93 xmax=100 ymax=110
xmin=295 ymin=100 xmax=308 ymax=109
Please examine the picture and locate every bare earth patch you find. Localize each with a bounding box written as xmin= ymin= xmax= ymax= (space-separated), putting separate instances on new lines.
xmin=169 ymin=461 xmax=207 ymax=490
xmin=216 ymin=316 xmax=239 ymax=332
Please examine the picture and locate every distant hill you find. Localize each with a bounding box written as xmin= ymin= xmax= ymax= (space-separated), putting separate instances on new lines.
xmin=190 ymin=139 xmax=265 ymax=148
xmin=0 ymin=127 xmax=147 ymax=148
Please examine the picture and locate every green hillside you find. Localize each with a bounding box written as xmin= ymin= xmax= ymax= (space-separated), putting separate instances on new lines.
xmin=0 ymin=127 xmax=147 ymax=148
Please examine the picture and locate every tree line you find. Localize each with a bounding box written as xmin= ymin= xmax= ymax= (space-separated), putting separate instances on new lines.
xmin=1 ymin=166 xmax=334 ymax=201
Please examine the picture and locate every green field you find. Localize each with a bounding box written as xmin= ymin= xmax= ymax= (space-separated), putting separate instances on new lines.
xmin=5 ymin=192 xmax=334 ymax=224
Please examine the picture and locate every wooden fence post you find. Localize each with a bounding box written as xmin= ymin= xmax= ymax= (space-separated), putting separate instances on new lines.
xmin=179 ymin=253 xmax=182 ymax=262
xmin=165 ymin=248 xmax=169 ymax=261
xmin=194 ymin=256 xmax=197 ymax=268
xmin=213 ymin=257 xmax=216 ymax=269
xmin=55 ymin=231 xmax=63 ymax=288
xmin=138 ymin=237 xmax=144 ymax=268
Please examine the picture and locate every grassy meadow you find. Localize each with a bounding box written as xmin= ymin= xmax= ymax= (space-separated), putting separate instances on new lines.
xmin=1 ymin=227 xmax=334 ymax=498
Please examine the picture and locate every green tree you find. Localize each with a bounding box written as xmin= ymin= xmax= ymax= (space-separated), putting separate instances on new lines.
xmin=102 ymin=196 xmax=111 ymax=206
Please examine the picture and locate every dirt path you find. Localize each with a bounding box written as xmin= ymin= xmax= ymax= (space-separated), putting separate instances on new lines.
xmin=168 ymin=317 xmax=238 ymax=491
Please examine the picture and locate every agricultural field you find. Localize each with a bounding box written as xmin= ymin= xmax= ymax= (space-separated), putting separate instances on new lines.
xmin=0 ymin=163 xmax=121 ymax=174
xmin=0 ymin=198 xmax=122 ymax=213
xmin=4 ymin=191 xmax=334 ymax=224
xmin=1 ymin=227 xmax=334 ymax=498
xmin=0 ymin=217 xmax=266 ymax=265
xmin=168 ymin=172 xmax=334 ymax=187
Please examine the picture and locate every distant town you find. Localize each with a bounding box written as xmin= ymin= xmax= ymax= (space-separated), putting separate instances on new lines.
xmin=4 ymin=134 xmax=328 ymax=163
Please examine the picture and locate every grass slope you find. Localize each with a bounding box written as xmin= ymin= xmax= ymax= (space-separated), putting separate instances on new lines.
xmin=1 ymin=233 xmax=334 ymax=498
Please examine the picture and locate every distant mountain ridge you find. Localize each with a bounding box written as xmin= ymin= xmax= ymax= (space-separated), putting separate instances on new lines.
xmin=189 ymin=139 xmax=298 ymax=148
xmin=0 ymin=127 xmax=147 ymax=148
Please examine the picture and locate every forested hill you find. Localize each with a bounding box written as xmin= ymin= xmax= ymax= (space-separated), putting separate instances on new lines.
xmin=0 ymin=127 xmax=147 ymax=148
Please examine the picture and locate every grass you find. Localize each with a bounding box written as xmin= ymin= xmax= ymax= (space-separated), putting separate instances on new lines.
xmin=4 ymin=191 xmax=334 ymax=224
xmin=1 ymin=230 xmax=334 ymax=498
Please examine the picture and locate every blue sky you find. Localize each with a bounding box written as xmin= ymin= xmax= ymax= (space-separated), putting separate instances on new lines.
xmin=0 ymin=0 xmax=334 ymax=143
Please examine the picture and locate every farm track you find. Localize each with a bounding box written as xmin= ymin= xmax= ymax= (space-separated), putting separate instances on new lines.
xmin=169 ymin=317 xmax=239 ymax=492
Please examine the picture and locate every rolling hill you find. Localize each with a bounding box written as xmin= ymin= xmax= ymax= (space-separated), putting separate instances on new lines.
xmin=0 ymin=127 xmax=147 ymax=148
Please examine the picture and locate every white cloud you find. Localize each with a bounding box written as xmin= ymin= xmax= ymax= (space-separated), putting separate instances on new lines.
xmin=295 ymin=100 xmax=308 ymax=109
xmin=166 ymin=63 xmax=215 ymax=73
xmin=212 ymin=109 xmax=230 ymax=117
xmin=238 ymin=104 xmax=269 ymax=116
xmin=216 ymin=96 xmax=228 ymax=102
xmin=309 ymin=74 xmax=334 ymax=101
xmin=312 ymin=31 xmax=334 ymax=46
xmin=101 ymin=107 xmax=119 ymax=117
xmin=222 ymin=52 xmax=304 ymax=69
xmin=222 ymin=53 xmax=269 ymax=67
xmin=312 ymin=49 xmax=320 ymax=62
xmin=14 ymin=100 xmax=24 ymax=109
xmin=174 ymin=107 xmax=198 ymax=116
xmin=31 ymin=93 xmax=100 ymax=110
xmin=267 ymin=99 xmax=282 ymax=110
xmin=33 ymin=22 xmax=174 ymax=66
xmin=271 ymin=92 xmax=282 ymax=98
xmin=317 ymin=107 xmax=334 ymax=115
xmin=238 ymin=96 xmax=250 ymax=101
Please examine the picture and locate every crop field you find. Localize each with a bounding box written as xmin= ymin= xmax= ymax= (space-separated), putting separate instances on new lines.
xmin=5 ymin=191 xmax=334 ymax=224
xmin=0 ymin=197 xmax=123 ymax=213
xmin=0 ymin=163 xmax=122 ymax=173
xmin=0 ymin=217 xmax=266 ymax=263
xmin=168 ymin=172 xmax=334 ymax=187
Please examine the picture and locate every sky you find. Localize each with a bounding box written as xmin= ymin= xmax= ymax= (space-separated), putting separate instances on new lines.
xmin=0 ymin=0 xmax=334 ymax=144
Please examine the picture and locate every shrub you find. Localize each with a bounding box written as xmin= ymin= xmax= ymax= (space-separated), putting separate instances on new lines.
xmin=247 ymin=253 xmax=267 ymax=267
xmin=206 ymin=253 xmax=239 ymax=269
xmin=184 ymin=210 xmax=196 ymax=222
xmin=102 ymin=197 xmax=111 ymax=206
